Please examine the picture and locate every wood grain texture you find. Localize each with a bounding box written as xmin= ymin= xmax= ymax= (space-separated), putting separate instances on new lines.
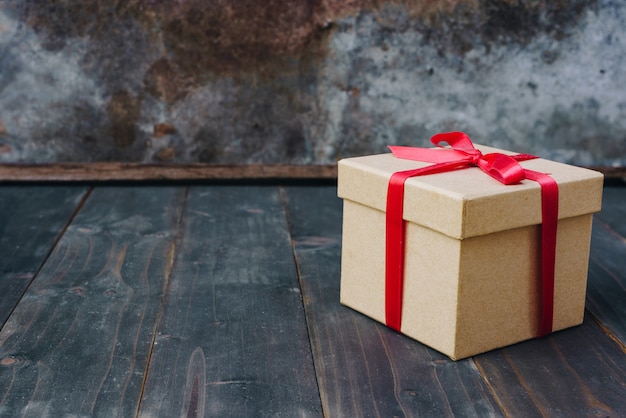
xmin=0 ymin=186 xmax=88 ymax=326
xmin=595 ymin=186 xmax=626 ymax=237
xmin=0 ymin=183 xmax=622 ymax=417
xmin=0 ymin=163 xmax=338 ymax=181
xmin=0 ymin=187 xmax=186 ymax=417
xmin=282 ymin=186 xmax=503 ymax=417
xmin=473 ymin=319 xmax=626 ymax=417
xmin=586 ymin=186 xmax=626 ymax=343
xmin=139 ymin=186 xmax=322 ymax=417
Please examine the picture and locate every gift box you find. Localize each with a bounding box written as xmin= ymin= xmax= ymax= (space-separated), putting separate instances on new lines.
xmin=337 ymin=134 xmax=604 ymax=360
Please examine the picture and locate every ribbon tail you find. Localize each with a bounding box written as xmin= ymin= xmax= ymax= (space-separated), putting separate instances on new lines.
xmin=524 ymin=169 xmax=559 ymax=337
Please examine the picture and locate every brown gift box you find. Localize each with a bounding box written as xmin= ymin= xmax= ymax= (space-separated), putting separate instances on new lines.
xmin=337 ymin=145 xmax=604 ymax=360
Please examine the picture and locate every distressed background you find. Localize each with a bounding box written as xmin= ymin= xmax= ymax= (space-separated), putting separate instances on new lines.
xmin=0 ymin=0 xmax=624 ymax=167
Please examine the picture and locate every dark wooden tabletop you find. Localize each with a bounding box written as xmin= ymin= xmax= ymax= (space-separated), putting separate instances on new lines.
xmin=0 ymin=182 xmax=624 ymax=417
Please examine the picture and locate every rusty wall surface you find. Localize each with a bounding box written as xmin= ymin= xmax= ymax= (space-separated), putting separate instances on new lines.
xmin=0 ymin=0 xmax=624 ymax=166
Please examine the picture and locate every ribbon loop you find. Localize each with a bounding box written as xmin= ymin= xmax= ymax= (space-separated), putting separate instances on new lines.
xmin=477 ymin=152 xmax=527 ymax=185
xmin=385 ymin=132 xmax=558 ymax=338
xmin=431 ymin=131 xmax=475 ymax=149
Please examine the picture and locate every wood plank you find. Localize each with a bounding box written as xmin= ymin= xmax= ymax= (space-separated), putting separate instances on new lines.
xmin=0 ymin=187 xmax=186 ymax=417
xmin=586 ymin=214 xmax=626 ymax=343
xmin=585 ymin=186 xmax=626 ymax=342
xmin=139 ymin=186 xmax=322 ymax=417
xmin=473 ymin=319 xmax=626 ymax=417
xmin=0 ymin=186 xmax=88 ymax=326
xmin=282 ymin=186 xmax=503 ymax=417
xmin=0 ymin=163 xmax=337 ymax=181
xmin=595 ymin=186 xmax=626 ymax=237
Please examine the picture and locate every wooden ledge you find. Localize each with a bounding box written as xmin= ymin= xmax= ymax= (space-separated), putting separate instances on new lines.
xmin=0 ymin=163 xmax=338 ymax=182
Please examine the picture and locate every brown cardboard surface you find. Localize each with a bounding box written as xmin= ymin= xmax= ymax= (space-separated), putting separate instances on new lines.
xmin=338 ymin=145 xmax=603 ymax=360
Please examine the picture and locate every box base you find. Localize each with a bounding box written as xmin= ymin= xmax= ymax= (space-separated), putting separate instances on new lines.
xmin=340 ymin=200 xmax=592 ymax=360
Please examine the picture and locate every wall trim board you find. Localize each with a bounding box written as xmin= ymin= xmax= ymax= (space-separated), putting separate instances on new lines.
xmin=0 ymin=163 xmax=339 ymax=182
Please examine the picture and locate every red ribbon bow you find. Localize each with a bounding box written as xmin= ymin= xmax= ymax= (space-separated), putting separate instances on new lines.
xmin=385 ymin=131 xmax=558 ymax=337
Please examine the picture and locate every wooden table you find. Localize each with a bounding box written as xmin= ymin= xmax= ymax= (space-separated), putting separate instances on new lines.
xmin=0 ymin=182 xmax=624 ymax=417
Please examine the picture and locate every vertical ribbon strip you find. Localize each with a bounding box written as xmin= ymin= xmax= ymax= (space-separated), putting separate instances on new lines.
xmin=385 ymin=132 xmax=558 ymax=337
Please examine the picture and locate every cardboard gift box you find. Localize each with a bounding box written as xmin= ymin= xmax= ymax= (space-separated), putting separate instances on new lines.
xmin=337 ymin=137 xmax=604 ymax=360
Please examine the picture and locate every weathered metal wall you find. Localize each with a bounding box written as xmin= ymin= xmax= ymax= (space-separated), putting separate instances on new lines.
xmin=0 ymin=0 xmax=624 ymax=166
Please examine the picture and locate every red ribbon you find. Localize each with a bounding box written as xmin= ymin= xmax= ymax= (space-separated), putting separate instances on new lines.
xmin=385 ymin=132 xmax=558 ymax=337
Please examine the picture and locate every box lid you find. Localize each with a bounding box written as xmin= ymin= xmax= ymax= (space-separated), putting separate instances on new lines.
xmin=338 ymin=145 xmax=604 ymax=239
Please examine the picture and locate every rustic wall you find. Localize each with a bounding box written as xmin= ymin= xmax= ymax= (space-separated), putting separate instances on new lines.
xmin=0 ymin=0 xmax=624 ymax=166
